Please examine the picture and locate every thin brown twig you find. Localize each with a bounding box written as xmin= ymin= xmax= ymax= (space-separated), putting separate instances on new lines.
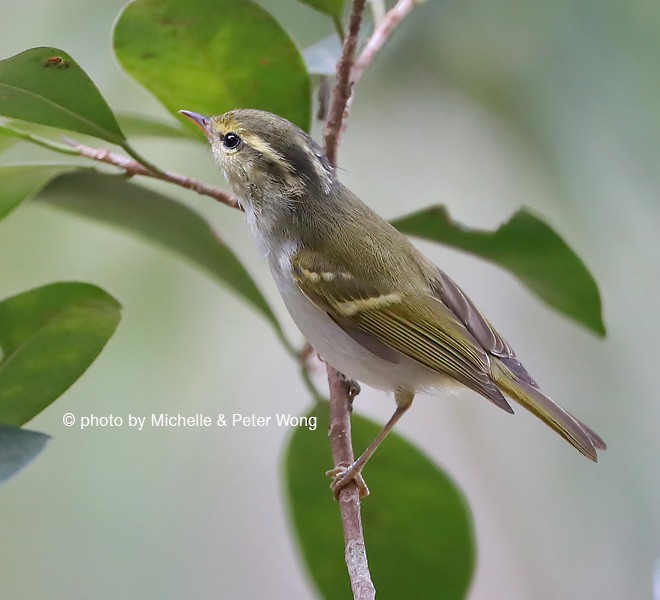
xmin=63 ymin=138 xmax=241 ymax=210
xmin=322 ymin=1 xmax=375 ymax=599
xmin=326 ymin=366 xmax=376 ymax=600
xmin=323 ymin=0 xmax=368 ymax=166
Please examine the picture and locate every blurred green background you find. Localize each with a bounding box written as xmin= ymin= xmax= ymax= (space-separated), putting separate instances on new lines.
xmin=1 ymin=0 xmax=658 ymax=598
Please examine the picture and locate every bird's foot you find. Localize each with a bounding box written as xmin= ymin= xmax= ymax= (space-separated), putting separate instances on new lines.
xmin=337 ymin=372 xmax=361 ymax=406
xmin=326 ymin=463 xmax=370 ymax=499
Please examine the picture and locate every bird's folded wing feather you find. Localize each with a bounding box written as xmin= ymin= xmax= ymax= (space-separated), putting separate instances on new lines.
xmin=429 ymin=270 xmax=538 ymax=388
xmin=291 ymin=248 xmax=511 ymax=412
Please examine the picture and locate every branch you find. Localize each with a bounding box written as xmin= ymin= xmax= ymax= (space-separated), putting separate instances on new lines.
xmin=63 ymin=139 xmax=241 ymax=210
xmin=322 ymin=2 xmax=375 ymax=599
xmin=326 ymin=366 xmax=376 ymax=600
xmin=352 ymin=0 xmax=419 ymax=86
xmin=323 ymin=0 xmax=368 ymax=166
xmin=324 ymin=0 xmax=420 ymax=159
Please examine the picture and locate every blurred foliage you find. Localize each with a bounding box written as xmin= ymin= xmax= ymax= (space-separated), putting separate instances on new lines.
xmin=296 ymin=0 xmax=346 ymax=23
xmin=0 ymin=425 xmax=50 ymax=484
xmin=0 ymin=129 xmax=18 ymax=154
xmin=392 ymin=206 xmax=605 ymax=336
xmin=408 ymin=0 xmax=660 ymax=208
xmin=0 ymin=164 xmax=81 ymax=220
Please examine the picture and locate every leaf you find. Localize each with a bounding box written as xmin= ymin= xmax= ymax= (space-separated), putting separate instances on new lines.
xmin=0 ymin=127 xmax=17 ymax=153
xmin=0 ymin=283 xmax=121 ymax=426
xmin=0 ymin=164 xmax=81 ymax=220
xmin=296 ymin=0 xmax=345 ymax=21
xmin=392 ymin=206 xmax=606 ymax=336
xmin=285 ymin=404 xmax=475 ymax=599
xmin=35 ymin=170 xmax=281 ymax=333
xmin=116 ymin=112 xmax=187 ymax=139
xmin=0 ymin=47 xmax=126 ymax=145
xmin=0 ymin=424 xmax=50 ymax=484
xmin=114 ymin=0 xmax=311 ymax=133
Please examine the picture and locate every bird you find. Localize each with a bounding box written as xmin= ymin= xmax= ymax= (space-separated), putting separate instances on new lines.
xmin=180 ymin=108 xmax=606 ymax=496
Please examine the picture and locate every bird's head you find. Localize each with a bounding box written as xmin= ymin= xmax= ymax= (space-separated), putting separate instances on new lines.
xmin=179 ymin=108 xmax=336 ymax=202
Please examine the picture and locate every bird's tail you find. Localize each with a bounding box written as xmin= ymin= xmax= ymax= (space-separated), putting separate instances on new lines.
xmin=491 ymin=361 xmax=606 ymax=461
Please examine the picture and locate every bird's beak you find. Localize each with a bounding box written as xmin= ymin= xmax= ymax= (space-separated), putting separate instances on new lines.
xmin=179 ymin=110 xmax=211 ymax=136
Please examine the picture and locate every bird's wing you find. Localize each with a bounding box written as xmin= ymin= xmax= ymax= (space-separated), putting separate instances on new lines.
xmin=429 ymin=270 xmax=538 ymax=387
xmin=291 ymin=248 xmax=511 ymax=412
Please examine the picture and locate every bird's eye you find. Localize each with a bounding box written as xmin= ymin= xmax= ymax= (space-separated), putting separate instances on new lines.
xmin=223 ymin=132 xmax=242 ymax=150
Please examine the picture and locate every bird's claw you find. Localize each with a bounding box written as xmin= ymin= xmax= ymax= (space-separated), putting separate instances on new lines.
xmin=337 ymin=373 xmax=361 ymax=403
xmin=326 ymin=463 xmax=370 ymax=499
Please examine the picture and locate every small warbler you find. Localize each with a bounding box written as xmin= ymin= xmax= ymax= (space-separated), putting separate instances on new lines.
xmin=180 ymin=108 xmax=606 ymax=496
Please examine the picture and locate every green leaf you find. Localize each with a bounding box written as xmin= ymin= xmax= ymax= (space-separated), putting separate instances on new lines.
xmin=0 ymin=47 xmax=126 ymax=145
xmin=0 ymin=424 xmax=50 ymax=484
xmin=114 ymin=0 xmax=311 ymax=133
xmin=296 ymin=0 xmax=345 ymax=21
xmin=285 ymin=404 xmax=475 ymax=599
xmin=35 ymin=170 xmax=281 ymax=333
xmin=0 ymin=164 xmax=81 ymax=220
xmin=0 ymin=283 xmax=121 ymax=426
xmin=116 ymin=112 xmax=187 ymax=139
xmin=0 ymin=128 xmax=17 ymax=153
xmin=392 ymin=206 xmax=606 ymax=336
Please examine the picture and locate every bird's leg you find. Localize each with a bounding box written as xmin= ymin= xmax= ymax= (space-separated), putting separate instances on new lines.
xmin=327 ymin=388 xmax=414 ymax=498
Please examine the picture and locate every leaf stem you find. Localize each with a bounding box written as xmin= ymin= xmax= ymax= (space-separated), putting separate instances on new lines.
xmin=0 ymin=122 xmax=80 ymax=156
xmin=333 ymin=14 xmax=345 ymax=42
xmin=296 ymin=344 xmax=325 ymax=404
xmin=273 ymin=326 xmax=302 ymax=363
xmin=300 ymin=362 xmax=326 ymax=405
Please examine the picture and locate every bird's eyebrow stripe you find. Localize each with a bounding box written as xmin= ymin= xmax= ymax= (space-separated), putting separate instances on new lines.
xmin=241 ymin=132 xmax=292 ymax=170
